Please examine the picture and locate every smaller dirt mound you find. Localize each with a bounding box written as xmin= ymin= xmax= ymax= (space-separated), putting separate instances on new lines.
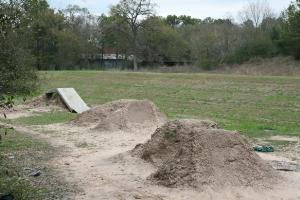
xmin=25 ymin=94 xmax=67 ymax=110
xmin=71 ymin=99 xmax=167 ymax=131
xmin=132 ymin=119 xmax=278 ymax=189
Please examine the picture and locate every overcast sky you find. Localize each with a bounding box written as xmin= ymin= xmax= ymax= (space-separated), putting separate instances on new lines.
xmin=47 ymin=0 xmax=292 ymax=19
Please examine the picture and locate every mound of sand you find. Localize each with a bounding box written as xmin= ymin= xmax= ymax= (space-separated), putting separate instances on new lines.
xmin=132 ymin=119 xmax=278 ymax=188
xmin=25 ymin=94 xmax=67 ymax=109
xmin=71 ymin=99 xmax=167 ymax=131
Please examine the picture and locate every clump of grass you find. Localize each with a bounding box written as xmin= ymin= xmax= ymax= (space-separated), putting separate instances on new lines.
xmin=0 ymin=116 xmax=11 ymax=124
xmin=0 ymin=177 xmax=45 ymax=200
xmin=15 ymin=111 xmax=76 ymax=126
xmin=0 ymin=129 xmax=47 ymax=151
xmin=164 ymin=130 xmax=177 ymax=140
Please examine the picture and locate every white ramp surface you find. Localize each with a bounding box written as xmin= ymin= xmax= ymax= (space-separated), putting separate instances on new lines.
xmin=57 ymin=88 xmax=90 ymax=113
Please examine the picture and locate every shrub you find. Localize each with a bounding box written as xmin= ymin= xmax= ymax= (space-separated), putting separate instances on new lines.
xmin=0 ymin=0 xmax=38 ymax=99
xmin=231 ymin=37 xmax=278 ymax=64
xmin=197 ymin=58 xmax=217 ymax=70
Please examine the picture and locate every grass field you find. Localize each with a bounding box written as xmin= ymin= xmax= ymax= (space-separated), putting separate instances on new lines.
xmin=35 ymin=71 xmax=300 ymax=138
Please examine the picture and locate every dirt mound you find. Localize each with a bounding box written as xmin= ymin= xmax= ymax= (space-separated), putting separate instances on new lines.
xmin=25 ymin=94 xmax=67 ymax=109
xmin=132 ymin=119 xmax=279 ymax=188
xmin=71 ymin=99 xmax=167 ymax=131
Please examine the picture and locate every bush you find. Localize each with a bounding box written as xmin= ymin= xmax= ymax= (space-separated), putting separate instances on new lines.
xmin=232 ymin=37 xmax=278 ymax=64
xmin=0 ymin=45 xmax=38 ymax=96
xmin=197 ymin=58 xmax=217 ymax=70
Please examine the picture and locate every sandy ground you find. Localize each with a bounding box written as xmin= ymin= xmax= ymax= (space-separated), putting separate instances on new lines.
xmin=3 ymin=109 xmax=300 ymax=200
xmin=0 ymin=105 xmax=64 ymax=119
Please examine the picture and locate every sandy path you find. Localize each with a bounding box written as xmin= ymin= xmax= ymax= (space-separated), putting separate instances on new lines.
xmin=0 ymin=105 xmax=66 ymax=120
xmin=5 ymin=122 xmax=296 ymax=200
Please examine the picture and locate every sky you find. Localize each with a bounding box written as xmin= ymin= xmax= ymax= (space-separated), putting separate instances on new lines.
xmin=47 ymin=0 xmax=292 ymax=20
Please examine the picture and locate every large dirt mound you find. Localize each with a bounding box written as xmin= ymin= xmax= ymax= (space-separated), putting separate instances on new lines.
xmin=71 ymin=99 xmax=167 ymax=131
xmin=132 ymin=119 xmax=278 ymax=188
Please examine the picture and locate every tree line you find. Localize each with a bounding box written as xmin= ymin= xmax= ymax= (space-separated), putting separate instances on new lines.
xmin=0 ymin=0 xmax=300 ymax=98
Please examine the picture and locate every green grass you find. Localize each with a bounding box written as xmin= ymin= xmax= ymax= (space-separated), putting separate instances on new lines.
xmin=0 ymin=117 xmax=10 ymax=124
xmin=0 ymin=130 xmax=53 ymax=199
xmin=34 ymin=71 xmax=300 ymax=137
xmin=15 ymin=111 xmax=76 ymax=126
xmin=0 ymin=129 xmax=46 ymax=151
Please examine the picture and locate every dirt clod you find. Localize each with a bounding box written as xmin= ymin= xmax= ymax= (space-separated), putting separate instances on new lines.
xmin=132 ymin=119 xmax=279 ymax=189
xmin=71 ymin=99 xmax=167 ymax=131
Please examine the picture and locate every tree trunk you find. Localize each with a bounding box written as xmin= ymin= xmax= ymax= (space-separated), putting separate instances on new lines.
xmin=133 ymin=54 xmax=138 ymax=71
xmin=132 ymin=31 xmax=138 ymax=71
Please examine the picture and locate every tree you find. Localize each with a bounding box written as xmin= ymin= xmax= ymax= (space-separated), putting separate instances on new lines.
xmin=140 ymin=16 xmax=189 ymax=64
xmin=280 ymin=0 xmax=300 ymax=59
xmin=63 ymin=5 xmax=95 ymax=34
xmin=230 ymin=0 xmax=281 ymax=63
xmin=111 ymin=0 xmax=156 ymax=71
xmin=0 ymin=0 xmax=38 ymax=97
xmin=239 ymin=0 xmax=273 ymax=29
xmin=178 ymin=18 xmax=240 ymax=69
xmin=165 ymin=15 xmax=181 ymax=28
xmin=29 ymin=5 xmax=65 ymax=70
xmin=178 ymin=15 xmax=200 ymax=26
xmin=57 ymin=5 xmax=99 ymax=69
xmin=165 ymin=15 xmax=200 ymax=27
xmin=98 ymin=14 xmax=130 ymax=61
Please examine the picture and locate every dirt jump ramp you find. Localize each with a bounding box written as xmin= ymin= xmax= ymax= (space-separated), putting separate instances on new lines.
xmin=71 ymin=99 xmax=167 ymax=132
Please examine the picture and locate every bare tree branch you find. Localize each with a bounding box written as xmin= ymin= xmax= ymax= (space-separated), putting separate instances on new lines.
xmin=239 ymin=0 xmax=274 ymax=28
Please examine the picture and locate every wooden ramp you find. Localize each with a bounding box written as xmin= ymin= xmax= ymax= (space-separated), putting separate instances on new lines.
xmin=47 ymin=88 xmax=90 ymax=113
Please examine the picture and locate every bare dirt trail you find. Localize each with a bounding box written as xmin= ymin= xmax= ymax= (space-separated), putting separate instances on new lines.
xmin=3 ymin=99 xmax=300 ymax=200
xmin=12 ymin=122 xmax=299 ymax=200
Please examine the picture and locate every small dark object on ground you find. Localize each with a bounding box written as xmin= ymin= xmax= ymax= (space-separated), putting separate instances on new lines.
xmin=133 ymin=194 xmax=143 ymax=199
xmin=254 ymin=146 xmax=274 ymax=153
xmin=0 ymin=194 xmax=14 ymax=200
xmin=28 ymin=170 xmax=41 ymax=177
